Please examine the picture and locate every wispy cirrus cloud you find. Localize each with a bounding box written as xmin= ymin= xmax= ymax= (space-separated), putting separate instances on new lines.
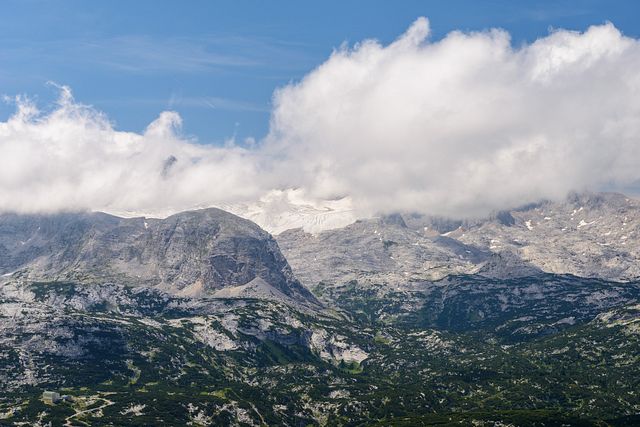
xmin=167 ymin=94 xmax=269 ymax=113
xmin=94 ymin=94 xmax=268 ymax=113
xmin=0 ymin=33 xmax=316 ymax=75
xmin=87 ymin=35 xmax=260 ymax=72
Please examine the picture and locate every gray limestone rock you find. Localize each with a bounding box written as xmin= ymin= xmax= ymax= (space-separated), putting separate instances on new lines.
xmin=277 ymin=192 xmax=640 ymax=288
xmin=0 ymin=208 xmax=317 ymax=304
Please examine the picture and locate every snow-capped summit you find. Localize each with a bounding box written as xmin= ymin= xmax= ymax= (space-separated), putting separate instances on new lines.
xmin=221 ymin=189 xmax=358 ymax=235
xmin=102 ymin=188 xmax=359 ymax=235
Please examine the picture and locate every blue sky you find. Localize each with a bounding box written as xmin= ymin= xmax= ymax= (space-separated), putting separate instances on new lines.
xmin=1 ymin=0 xmax=639 ymax=145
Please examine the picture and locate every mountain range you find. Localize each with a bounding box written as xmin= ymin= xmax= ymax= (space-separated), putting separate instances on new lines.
xmin=278 ymin=192 xmax=640 ymax=288
xmin=0 ymin=192 xmax=639 ymax=426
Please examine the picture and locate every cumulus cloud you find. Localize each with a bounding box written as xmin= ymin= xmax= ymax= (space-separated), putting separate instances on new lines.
xmin=0 ymin=86 xmax=262 ymax=215
xmin=1 ymin=18 xmax=640 ymax=220
xmin=266 ymin=18 xmax=640 ymax=217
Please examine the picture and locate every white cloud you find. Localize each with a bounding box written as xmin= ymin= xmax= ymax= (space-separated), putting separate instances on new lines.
xmin=0 ymin=87 xmax=262 ymax=215
xmin=1 ymin=18 xmax=640 ymax=224
xmin=265 ymin=18 xmax=640 ymax=218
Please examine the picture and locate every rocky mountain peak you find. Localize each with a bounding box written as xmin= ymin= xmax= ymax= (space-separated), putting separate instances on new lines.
xmin=0 ymin=208 xmax=318 ymax=305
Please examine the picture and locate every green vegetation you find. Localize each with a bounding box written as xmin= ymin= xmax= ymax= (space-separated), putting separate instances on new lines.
xmin=1 ymin=278 xmax=639 ymax=425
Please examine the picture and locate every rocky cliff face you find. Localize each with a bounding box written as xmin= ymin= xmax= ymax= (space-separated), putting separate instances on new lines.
xmin=0 ymin=208 xmax=317 ymax=304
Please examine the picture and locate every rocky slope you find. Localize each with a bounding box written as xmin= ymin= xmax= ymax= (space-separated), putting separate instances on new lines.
xmin=278 ymin=215 xmax=490 ymax=287
xmin=0 ymin=208 xmax=316 ymax=304
xmin=1 ymin=277 xmax=640 ymax=425
xmin=278 ymin=192 xmax=640 ymax=288
xmin=457 ymin=192 xmax=640 ymax=280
